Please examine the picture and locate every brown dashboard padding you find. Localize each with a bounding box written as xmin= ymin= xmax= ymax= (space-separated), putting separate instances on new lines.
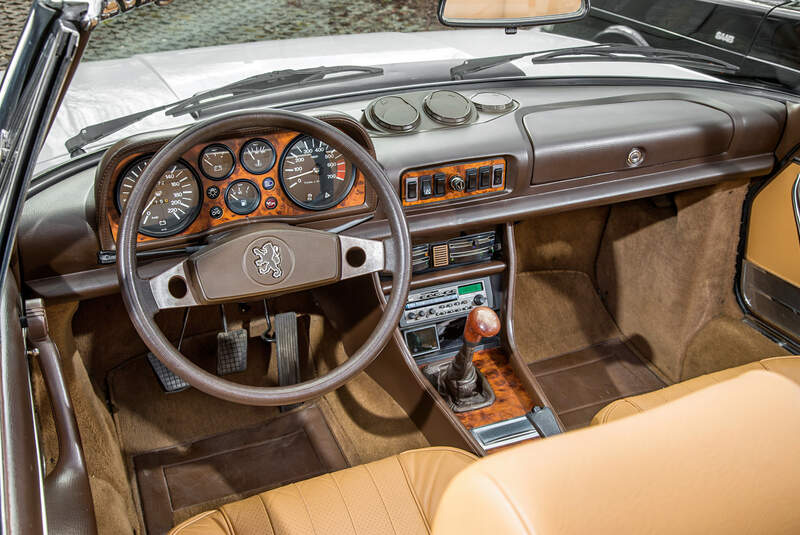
xmin=745 ymin=162 xmax=800 ymax=287
xmin=433 ymin=370 xmax=800 ymax=535
xmin=591 ymin=355 xmax=800 ymax=425
xmin=169 ymin=447 xmax=476 ymax=535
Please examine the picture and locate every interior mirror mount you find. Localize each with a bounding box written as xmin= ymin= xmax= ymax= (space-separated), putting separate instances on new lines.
xmin=438 ymin=0 xmax=589 ymax=32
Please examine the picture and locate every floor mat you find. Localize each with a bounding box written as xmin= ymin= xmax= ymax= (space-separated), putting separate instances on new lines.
xmin=529 ymin=340 xmax=666 ymax=430
xmin=134 ymin=404 xmax=348 ymax=535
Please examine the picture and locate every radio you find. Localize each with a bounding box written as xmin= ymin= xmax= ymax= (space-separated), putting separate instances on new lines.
xmin=399 ymin=277 xmax=497 ymax=360
xmin=401 ymin=277 xmax=492 ymax=327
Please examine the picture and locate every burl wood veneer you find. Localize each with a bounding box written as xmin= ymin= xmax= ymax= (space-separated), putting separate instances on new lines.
xmin=455 ymin=347 xmax=535 ymax=431
xmin=106 ymin=130 xmax=367 ymax=243
xmin=401 ymin=157 xmax=506 ymax=207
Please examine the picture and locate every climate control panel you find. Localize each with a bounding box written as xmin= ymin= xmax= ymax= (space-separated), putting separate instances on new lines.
xmin=402 ymin=157 xmax=506 ymax=206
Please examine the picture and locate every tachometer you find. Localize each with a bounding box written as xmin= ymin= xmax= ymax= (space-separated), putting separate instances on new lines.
xmin=116 ymin=157 xmax=202 ymax=237
xmin=278 ymin=135 xmax=355 ymax=210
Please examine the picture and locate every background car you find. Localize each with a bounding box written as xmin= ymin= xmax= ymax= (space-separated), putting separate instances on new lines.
xmin=547 ymin=0 xmax=800 ymax=90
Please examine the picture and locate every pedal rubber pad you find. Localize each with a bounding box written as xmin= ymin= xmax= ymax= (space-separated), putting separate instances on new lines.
xmin=217 ymin=328 xmax=248 ymax=375
xmin=147 ymin=352 xmax=189 ymax=393
xmin=274 ymin=312 xmax=300 ymax=412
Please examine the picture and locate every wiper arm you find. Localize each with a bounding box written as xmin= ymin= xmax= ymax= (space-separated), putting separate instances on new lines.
xmin=450 ymin=44 xmax=739 ymax=80
xmin=65 ymin=65 xmax=383 ymax=156
xmin=164 ymin=65 xmax=383 ymax=117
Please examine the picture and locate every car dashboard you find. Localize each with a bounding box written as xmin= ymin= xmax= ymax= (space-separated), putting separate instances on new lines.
xmin=20 ymin=81 xmax=788 ymax=290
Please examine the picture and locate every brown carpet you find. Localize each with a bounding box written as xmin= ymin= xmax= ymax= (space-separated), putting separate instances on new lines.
xmin=529 ymin=340 xmax=666 ymax=429
xmin=134 ymin=405 xmax=348 ymax=535
xmin=596 ymin=180 xmax=760 ymax=382
xmin=513 ymin=270 xmax=622 ymax=362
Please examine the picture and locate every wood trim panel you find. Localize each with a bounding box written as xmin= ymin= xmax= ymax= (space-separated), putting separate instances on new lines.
xmin=453 ymin=348 xmax=535 ymax=432
xmin=105 ymin=130 xmax=367 ymax=244
xmin=401 ymin=157 xmax=506 ymax=207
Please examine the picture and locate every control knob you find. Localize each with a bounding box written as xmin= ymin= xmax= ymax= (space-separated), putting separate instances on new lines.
xmin=449 ymin=175 xmax=465 ymax=192
xmin=473 ymin=294 xmax=486 ymax=306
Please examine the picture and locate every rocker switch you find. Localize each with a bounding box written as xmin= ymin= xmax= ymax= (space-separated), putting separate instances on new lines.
xmin=420 ymin=175 xmax=433 ymax=199
xmin=405 ymin=177 xmax=418 ymax=202
xmin=466 ymin=168 xmax=478 ymax=191
xmin=434 ymin=173 xmax=446 ymax=196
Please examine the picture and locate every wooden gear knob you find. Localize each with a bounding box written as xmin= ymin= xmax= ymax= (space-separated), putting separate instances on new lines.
xmin=463 ymin=306 xmax=500 ymax=344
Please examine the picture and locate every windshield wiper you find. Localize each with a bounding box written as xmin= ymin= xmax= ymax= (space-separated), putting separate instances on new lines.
xmin=65 ymin=65 xmax=383 ymax=156
xmin=450 ymin=44 xmax=739 ymax=80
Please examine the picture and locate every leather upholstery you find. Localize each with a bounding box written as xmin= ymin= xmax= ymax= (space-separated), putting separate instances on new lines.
xmin=592 ymin=355 xmax=800 ymax=424
xmin=433 ymin=370 xmax=800 ymax=535
xmin=169 ymin=447 xmax=476 ymax=535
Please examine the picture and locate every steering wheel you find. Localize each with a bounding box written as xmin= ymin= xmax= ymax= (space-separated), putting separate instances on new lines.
xmin=117 ymin=110 xmax=411 ymax=406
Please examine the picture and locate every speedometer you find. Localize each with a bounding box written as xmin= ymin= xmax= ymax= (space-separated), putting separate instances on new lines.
xmin=278 ymin=135 xmax=356 ymax=210
xmin=116 ymin=157 xmax=202 ymax=237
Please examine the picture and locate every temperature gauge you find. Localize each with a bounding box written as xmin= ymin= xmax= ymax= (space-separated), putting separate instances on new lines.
xmin=240 ymin=139 xmax=276 ymax=174
xmin=225 ymin=179 xmax=261 ymax=215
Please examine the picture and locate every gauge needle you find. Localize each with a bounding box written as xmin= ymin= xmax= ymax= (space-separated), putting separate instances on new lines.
xmin=141 ymin=194 xmax=157 ymax=214
xmin=230 ymin=193 xmax=240 ymax=201
xmin=286 ymin=169 xmax=316 ymax=181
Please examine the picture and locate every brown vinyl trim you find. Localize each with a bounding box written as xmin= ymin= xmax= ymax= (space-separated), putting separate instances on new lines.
xmin=0 ymin=277 xmax=46 ymax=535
xmin=25 ymin=299 xmax=97 ymax=535
xmin=501 ymin=222 xmax=565 ymax=430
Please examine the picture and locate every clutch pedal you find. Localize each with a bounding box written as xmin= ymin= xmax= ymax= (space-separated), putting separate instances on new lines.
xmin=148 ymin=308 xmax=191 ymax=393
xmin=217 ymin=305 xmax=248 ymax=375
xmin=147 ymin=352 xmax=189 ymax=393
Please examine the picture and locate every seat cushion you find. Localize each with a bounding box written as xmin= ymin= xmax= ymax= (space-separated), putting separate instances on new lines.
xmin=591 ymin=355 xmax=800 ymax=425
xmin=432 ymin=370 xmax=800 ymax=535
xmin=169 ymin=446 xmax=476 ymax=535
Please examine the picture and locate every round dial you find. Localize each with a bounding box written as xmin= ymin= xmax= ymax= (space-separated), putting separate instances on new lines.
xmin=225 ymin=179 xmax=261 ymax=215
xmin=240 ymin=139 xmax=276 ymax=174
xmin=199 ymin=144 xmax=235 ymax=180
xmin=279 ymin=135 xmax=355 ymax=210
xmin=116 ymin=158 xmax=202 ymax=237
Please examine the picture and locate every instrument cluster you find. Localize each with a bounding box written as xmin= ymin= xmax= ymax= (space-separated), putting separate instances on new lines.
xmin=106 ymin=129 xmax=365 ymax=242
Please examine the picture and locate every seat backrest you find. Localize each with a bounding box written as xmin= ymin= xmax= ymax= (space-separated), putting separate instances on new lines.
xmin=432 ymin=370 xmax=800 ymax=535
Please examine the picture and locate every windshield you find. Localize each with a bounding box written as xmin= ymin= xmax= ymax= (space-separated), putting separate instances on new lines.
xmin=27 ymin=0 xmax=800 ymax=171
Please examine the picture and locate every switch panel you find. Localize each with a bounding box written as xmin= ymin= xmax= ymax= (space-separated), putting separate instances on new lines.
xmin=401 ymin=157 xmax=507 ymax=206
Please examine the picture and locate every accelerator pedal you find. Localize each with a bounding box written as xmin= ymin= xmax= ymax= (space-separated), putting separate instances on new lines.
xmin=147 ymin=353 xmax=189 ymax=393
xmin=274 ymin=312 xmax=301 ymax=412
xmin=217 ymin=305 xmax=248 ymax=375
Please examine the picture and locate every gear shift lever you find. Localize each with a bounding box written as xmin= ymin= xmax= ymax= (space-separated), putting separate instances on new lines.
xmin=426 ymin=306 xmax=499 ymax=412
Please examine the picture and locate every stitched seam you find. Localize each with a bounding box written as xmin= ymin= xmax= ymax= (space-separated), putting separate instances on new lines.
xmin=171 ymin=510 xmax=221 ymax=534
xmin=293 ymin=482 xmax=319 ymax=535
xmin=256 ymin=493 xmax=275 ymax=535
xmin=217 ymin=508 xmax=236 ymax=535
xmin=483 ymin=470 xmax=535 ymax=534
xmin=363 ymin=462 xmax=400 ymax=535
xmin=329 ymin=472 xmax=359 ymax=535
xmin=396 ymin=454 xmax=432 ymax=533
xmin=413 ymin=446 xmax=478 ymax=462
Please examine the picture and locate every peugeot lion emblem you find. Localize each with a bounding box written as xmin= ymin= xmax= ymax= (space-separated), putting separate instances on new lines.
xmin=252 ymin=241 xmax=283 ymax=279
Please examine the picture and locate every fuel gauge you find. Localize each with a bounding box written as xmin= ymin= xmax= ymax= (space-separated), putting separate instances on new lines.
xmin=225 ymin=179 xmax=261 ymax=215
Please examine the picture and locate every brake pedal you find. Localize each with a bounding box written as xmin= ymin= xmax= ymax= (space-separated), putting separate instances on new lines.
xmin=217 ymin=305 xmax=248 ymax=375
xmin=147 ymin=352 xmax=189 ymax=393
xmin=274 ymin=312 xmax=300 ymax=412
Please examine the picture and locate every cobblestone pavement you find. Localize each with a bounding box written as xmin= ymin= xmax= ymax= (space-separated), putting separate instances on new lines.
xmin=1 ymin=0 xmax=443 ymax=70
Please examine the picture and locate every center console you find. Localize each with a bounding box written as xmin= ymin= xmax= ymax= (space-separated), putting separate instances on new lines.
xmin=385 ymin=226 xmax=563 ymax=454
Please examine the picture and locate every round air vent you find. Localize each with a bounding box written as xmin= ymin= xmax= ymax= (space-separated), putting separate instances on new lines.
xmin=471 ymin=92 xmax=514 ymax=113
xmin=368 ymin=96 xmax=420 ymax=132
xmin=423 ymin=90 xmax=473 ymax=125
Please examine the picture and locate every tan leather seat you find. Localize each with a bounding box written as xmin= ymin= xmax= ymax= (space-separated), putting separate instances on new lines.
xmin=169 ymin=446 xmax=476 ymax=535
xmin=592 ymin=355 xmax=800 ymax=424
xmin=433 ymin=370 xmax=800 ymax=534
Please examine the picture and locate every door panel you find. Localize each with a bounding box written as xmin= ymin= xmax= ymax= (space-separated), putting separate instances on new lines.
xmin=742 ymin=160 xmax=800 ymax=344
